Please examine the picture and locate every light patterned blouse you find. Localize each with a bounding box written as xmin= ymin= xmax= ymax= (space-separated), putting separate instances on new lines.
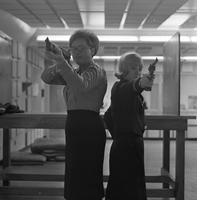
xmin=41 ymin=61 xmax=107 ymax=113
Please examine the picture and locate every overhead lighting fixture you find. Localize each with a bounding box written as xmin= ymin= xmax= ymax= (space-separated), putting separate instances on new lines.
xmin=159 ymin=13 xmax=191 ymax=29
xmin=142 ymin=56 xmax=163 ymax=61
xmin=98 ymin=35 xmax=138 ymax=42
xmin=94 ymin=56 xmax=197 ymax=62
xmin=181 ymin=56 xmax=197 ymax=61
xmin=94 ymin=56 xmax=120 ymax=60
xmin=180 ymin=36 xmax=191 ymax=42
xmin=94 ymin=56 xmax=162 ymax=61
xmin=36 ymin=35 xmax=138 ymax=42
xmin=191 ymin=36 xmax=197 ymax=42
xmin=140 ymin=36 xmax=191 ymax=43
xmin=37 ymin=35 xmax=70 ymax=42
xmin=80 ymin=12 xmax=104 ymax=28
xmin=119 ymin=0 xmax=132 ymax=29
xmin=36 ymin=35 xmax=194 ymax=43
xmin=77 ymin=0 xmax=104 ymax=28
xmin=140 ymin=36 xmax=171 ymax=42
xmin=60 ymin=17 xmax=68 ymax=29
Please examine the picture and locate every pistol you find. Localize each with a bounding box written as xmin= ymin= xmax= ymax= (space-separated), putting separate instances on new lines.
xmin=45 ymin=37 xmax=59 ymax=54
xmin=148 ymin=57 xmax=158 ymax=79
xmin=146 ymin=57 xmax=158 ymax=91
xmin=45 ymin=37 xmax=71 ymax=63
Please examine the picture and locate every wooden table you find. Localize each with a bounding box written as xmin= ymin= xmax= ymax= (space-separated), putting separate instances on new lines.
xmin=0 ymin=113 xmax=195 ymax=200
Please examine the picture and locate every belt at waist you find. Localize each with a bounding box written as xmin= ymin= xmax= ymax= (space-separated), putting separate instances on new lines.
xmin=67 ymin=109 xmax=99 ymax=116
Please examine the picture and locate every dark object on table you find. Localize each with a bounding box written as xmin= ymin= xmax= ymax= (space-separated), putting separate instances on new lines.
xmin=0 ymin=102 xmax=24 ymax=114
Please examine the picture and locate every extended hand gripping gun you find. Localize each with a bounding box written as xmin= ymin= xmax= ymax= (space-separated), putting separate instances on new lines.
xmin=146 ymin=57 xmax=158 ymax=91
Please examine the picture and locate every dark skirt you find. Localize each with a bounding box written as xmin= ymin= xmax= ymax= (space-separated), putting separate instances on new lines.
xmin=106 ymin=135 xmax=147 ymax=200
xmin=64 ymin=110 xmax=106 ymax=200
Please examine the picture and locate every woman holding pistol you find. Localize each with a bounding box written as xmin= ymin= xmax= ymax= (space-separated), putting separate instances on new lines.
xmin=104 ymin=52 xmax=155 ymax=200
xmin=41 ymin=29 xmax=107 ymax=200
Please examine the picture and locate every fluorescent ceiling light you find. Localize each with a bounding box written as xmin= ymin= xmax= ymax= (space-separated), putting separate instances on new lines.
xmin=94 ymin=56 xmax=162 ymax=61
xmin=180 ymin=36 xmax=191 ymax=42
xmin=119 ymin=12 xmax=127 ymax=29
xmin=191 ymin=36 xmax=197 ymax=42
xmin=36 ymin=35 xmax=138 ymax=42
xmin=36 ymin=35 xmax=194 ymax=43
xmin=60 ymin=17 xmax=68 ymax=28
xmin=119 ymin=0 xmax=132 ymax=29
xmin=94 ymin=56 xmax=120 ymax=60
xmin=77 ymin=0 xmax=104 ymax=28
xmin=81 ymin=12 xmax=104 ymax=28
xmin=37 ymin=35 xmax=70 ymax=42
xmin=181 ymin=56 xmax=197 ymax=61
xmin=77 ymin=0 xmax=104 ymax=11
xmin=98 ymin=35 xmax=138 ymax=42
xmin=142 ymin=56 xmax=163 ymax=61
xmin=94 ymin=56 xmax=197 ymax=62
xmin=140 ymin=36 xmax=171 ymax=42
xmin=159 ymin=14 xmax=191 ymax=28
xmin=0 ymin=31 xmax=11 ymax=40
xmin=140 ymin=36 xmax=191 ymax=43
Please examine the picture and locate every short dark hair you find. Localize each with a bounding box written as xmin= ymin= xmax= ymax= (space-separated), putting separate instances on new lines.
xmin=69 ymin=29 xmax=99 ymax=56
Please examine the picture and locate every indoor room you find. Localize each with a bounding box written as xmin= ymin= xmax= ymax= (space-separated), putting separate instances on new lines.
xmin=0 ymin=0 xmax=197 ymax=200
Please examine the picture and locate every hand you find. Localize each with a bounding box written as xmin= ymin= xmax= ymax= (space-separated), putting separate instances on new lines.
xmin=44 ymin=49 xmax=65 ymax=64
xmin=139 ymin=74 xmax=154 ymax=91
xmin=60 ymin=47 xmax=71 ymax=62
xmin=55 ymin=58 xmax=71 ymax=75
xmin=45 ymin=38 xmax=71 ymax=62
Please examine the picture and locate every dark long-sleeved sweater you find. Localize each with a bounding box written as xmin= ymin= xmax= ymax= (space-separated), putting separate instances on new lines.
xmin=104 ymin=78 xmax=146 ymax=138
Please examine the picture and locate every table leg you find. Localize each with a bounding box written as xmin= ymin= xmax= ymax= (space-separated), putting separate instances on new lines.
xmin=175 ymin=130 xmax=185 ymax=200
xmin=3 ymin=128 xmax=10 ymax=186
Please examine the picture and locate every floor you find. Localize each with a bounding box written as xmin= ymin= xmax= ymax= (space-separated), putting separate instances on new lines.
xmin=1 ymin=139 xmax=197 ymax=200
xmin=104 ymin=140 xmax=197 ymax=200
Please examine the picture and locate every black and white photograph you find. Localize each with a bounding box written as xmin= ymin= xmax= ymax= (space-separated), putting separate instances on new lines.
xmin=0 ymin=0 xmax=197 ymax=199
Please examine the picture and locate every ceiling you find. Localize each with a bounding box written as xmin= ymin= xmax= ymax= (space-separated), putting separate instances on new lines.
xmin=0 ymin=0 xmax=197 ymax=58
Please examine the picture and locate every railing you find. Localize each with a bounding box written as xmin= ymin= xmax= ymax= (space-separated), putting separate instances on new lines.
xmin=0 ymin=113 xmax=195 ymax=200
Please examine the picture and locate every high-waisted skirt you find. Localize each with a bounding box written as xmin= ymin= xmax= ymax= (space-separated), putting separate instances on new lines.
xmin=106 ymin=135 xmax=147 ymax=200
xmin=64 ymin=110 xmax=106 ymax=200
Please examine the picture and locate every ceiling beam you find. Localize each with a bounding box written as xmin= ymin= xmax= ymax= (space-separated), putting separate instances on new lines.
xmin=34 ymin=27 xmax=197 ymax=36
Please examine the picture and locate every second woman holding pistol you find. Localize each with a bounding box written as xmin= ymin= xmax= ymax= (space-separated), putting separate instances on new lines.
xmin=41 ymin=29 xmax=107 ymax=200
xmin=104 ymin=52 xmax=155 ymax=200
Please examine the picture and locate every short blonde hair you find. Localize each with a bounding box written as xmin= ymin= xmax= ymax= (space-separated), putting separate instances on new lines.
xmin=115 ymin=52 xmax=144 ymax=80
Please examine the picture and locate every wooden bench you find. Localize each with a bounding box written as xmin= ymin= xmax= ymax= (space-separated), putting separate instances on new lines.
xmin=0 ymin=113 xmax=195 ymax=200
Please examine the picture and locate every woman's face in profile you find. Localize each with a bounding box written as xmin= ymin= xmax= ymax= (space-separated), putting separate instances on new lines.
xmin=70 ymin=38 xmax=93 ymax=65
xmin=124 ymin=59 xmax=141 ymax=81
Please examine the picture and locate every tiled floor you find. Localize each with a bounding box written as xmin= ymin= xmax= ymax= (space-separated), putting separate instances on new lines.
xmin=1 ymin=140 xmax=197 ymax=200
